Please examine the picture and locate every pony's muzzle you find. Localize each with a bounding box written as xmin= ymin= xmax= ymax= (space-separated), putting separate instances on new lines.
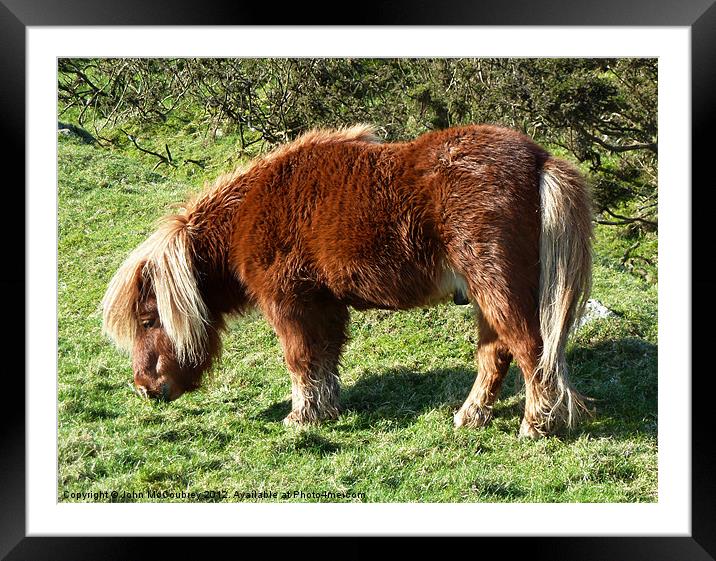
xmin=133 ymin=383 xmax=149 ymax=399
xmin=134 ymin=381 xmax=174 ymax=402
xmin=133 ymin=370 xmax=175 ymax=402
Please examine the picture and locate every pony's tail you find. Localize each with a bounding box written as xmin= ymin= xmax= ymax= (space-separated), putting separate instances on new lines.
xmin=531 ymin=157 xmax=593 ymax=433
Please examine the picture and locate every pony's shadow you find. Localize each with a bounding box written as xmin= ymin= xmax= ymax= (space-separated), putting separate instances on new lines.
xmin=257 ymin=337 xmax=657 ymax=440
xmin=257 ymin=365 xmax=529 ymax=433
xmin=256 ymin=366 xmax=477 ymax=427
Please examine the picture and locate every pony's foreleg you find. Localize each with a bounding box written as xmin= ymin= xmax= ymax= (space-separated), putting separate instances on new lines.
xmin=284 ymin=362 xmax=341 ymax=426
xmin=267 ymin=297 xmax=349 ymax=426
xmin=454 ymin=312 xmax=513 ymax=428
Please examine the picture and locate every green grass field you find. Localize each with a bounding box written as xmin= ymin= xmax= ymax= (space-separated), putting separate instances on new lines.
xmin=58 ymin=131 xmax=658 ymax=503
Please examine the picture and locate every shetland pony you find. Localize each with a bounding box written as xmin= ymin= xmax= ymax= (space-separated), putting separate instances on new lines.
xmin=102 ymin=124 xmax=593 ymax=437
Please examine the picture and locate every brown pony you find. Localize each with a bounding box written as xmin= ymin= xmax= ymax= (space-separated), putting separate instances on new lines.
xmin=102 ymin=124 xmax=593 ymax=437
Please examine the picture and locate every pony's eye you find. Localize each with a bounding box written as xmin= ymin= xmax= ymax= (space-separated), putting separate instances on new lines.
xmin=142 ymin=319 xmax=155 ymax=329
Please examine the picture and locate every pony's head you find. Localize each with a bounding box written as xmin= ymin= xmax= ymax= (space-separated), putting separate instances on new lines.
xmin=102 ymin=215 xmax=219 ymax=401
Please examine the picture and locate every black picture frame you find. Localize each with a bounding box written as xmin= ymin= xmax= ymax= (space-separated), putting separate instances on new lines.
xmin=3 ymin=1 xmax=714 ymax=559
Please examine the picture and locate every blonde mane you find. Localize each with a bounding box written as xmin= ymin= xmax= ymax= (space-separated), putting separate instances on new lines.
xmin=102 ymin=215 xmax=209 ymax=365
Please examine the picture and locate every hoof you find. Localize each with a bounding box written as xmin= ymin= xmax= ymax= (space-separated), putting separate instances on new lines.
xmin=283 ymin=410 xmax=320 ymax=427
xmin=518 ymin=418 xmax=543 ymax=439
xmin=453 ymin=404 xmax=492 ymax=428
xmin=283 ymin=407 xmax=339 ymax=427
xmin=283 ymin=411 xmax=307 ymax=427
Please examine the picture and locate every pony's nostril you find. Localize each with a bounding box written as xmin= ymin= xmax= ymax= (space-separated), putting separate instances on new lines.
xmin=160 ymin=382 xmax=171 ymax=401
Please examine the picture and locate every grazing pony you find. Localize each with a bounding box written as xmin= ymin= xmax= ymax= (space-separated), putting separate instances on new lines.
xmin=102 ymin=124 xmax=593 ymax=437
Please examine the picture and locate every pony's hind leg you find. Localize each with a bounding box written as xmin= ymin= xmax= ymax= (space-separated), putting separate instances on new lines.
xmin=451 ymin=260 xmax=553 ymax=436
xmin=517 ymin=337 xmax=587 ymax=438
xmin=476 ymin=298 xmax=573 ymax=438
xmin=454 ymin=312 xmax=513 ymax=428
xmin=265 ymin=293 xmax=350 ymax=426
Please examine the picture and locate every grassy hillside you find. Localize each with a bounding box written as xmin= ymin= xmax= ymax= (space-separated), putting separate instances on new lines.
xmin=58 ymin=130 xmax=657 ymax=503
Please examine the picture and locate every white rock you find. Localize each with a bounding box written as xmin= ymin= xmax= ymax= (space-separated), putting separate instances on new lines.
xmin=574 ymin=299 xmax=614 ymax=330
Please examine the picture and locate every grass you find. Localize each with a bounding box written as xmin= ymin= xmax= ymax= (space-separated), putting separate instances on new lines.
xmin=57 ymin=129 xmax=658 ymax=504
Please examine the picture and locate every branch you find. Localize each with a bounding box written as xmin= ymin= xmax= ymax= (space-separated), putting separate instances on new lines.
xmin=603 ymin=207 xmax=657 ymax=226
xmin=120 ymin=129 xmax=176 ymax=170
xmin=578 ymin=125 xmax=657 ymax=155
xmin=183 ymin=158 xmax=205 ymax=169
xmin=597 ymin=208 xmax=658 ymax=229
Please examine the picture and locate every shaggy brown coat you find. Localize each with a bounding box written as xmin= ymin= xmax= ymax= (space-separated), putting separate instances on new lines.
xmin=103 ymin=124 xmax=593 ymax=437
